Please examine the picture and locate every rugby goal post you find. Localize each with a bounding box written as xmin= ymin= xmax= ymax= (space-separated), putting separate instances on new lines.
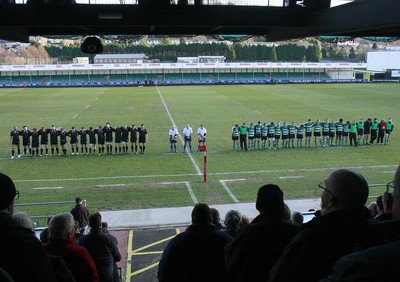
xmin=199 ymin=145 xmax=207 ymax=182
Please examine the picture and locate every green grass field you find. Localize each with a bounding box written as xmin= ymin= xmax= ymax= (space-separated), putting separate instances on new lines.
xmin=0 ymin=84 xmax=399 ymax=226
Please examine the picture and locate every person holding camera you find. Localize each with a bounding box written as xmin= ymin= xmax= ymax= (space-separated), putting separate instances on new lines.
xmin=71 ymin=197 xmax=89 ymax=234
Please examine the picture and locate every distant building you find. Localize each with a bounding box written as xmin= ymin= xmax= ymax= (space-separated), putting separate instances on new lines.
xmin=177 ymin=56 xmax=226 ymax=63
xmin=73 ymin=57 xmax=89 ymax=64
xmin=93 ymin=54 xmax=147 ymax=64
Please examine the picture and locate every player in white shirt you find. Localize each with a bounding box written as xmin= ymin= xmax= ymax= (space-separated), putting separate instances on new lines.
xmin=197 ymin=124 xmax=207 ymax=152
xmin=182 ymin=124 xmax=193 ymax=153
xmin=169 ymin=126 xmax=178 ymax=153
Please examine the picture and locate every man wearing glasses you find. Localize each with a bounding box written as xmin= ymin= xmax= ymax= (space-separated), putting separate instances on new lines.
xmin=0 ymin=172 xmax=56 ymax=281
xmin=269 ymin=169 xmax=370 ymax=282
xmin=322 ymin=166 xmax=400 ymax=280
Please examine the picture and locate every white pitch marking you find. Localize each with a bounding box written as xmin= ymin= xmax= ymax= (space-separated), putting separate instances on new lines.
xmin=96 ymin=184 xmax=125 ymax=188
xmin=369 ymin=183 xmax=389 ymax=187
xmin=185 ymin=182 xmax=198 ymax=204
xmin=156 ymin=87 xmax=202 ymax=175
xmin=219 ymin=179 xmax=244 ymax=203
xmin=159 ymin=181 xmax=188 ymax=185
xmin=235 ymin=101 xmax=241 ymax=105
xmin=13 ymin=165 xmax=398 ymax=183
xmin=382 ymin=171 xmax=396 ymax=174
xmin=72 ymin=114 xmax=78 ymax=119
xmin=255 ymin=111 xmax=262 ymax=114
xmin=280 ymin=176 xmax=304 ymax=179
xmin=158 ymin=181 xmax=198 ymax=204
xmin=94 ymin=98 xmax=98 ymax=101
xmin=85 ymin=105 xmax=90 ymax=109
xmin=34 ymin=186 xmax=64 ymax=190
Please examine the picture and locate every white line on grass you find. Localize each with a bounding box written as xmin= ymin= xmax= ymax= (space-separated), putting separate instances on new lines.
xmin=13 ymin=164 xmax=398 ymax=183
xmin=96 ymin=184 xmax=125 ymax=188
xmin=85 ymin=105 xmax=90 ymax=109
xmin=72 ymin=114 xmax=78 ymax=119
xmin=159 ymin=181 xmax=198 ymax=204
xmin=219 ymin=179 xmax=245 ymax=203
xmin=382 ymin=171 xmax=396 ymax=174
xmin=156 ymin=87 xmax=202 ymax=175
xmin=369 ymin=183 xmax=389 ymax=187
xmin=280 ymin=176 xmax=304 ymax=179
xmin=34 ymin=186 xmax=64 ymax=190
xmin=235 ymin=101 xmax=241 ymax=105
xmin=255 ymin=111 xmax=262 ymax=114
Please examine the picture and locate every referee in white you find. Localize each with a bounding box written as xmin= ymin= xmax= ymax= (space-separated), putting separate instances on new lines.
xmin=183 ymin=124 xmax=193 ymax=153
xmin=169 ymin=126 xmax=178 ymax=153
xmin=197 ymin=124 xmax=207 ymax=152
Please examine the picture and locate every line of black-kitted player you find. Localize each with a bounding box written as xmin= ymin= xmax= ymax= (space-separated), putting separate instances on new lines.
xmin=9 ymin=122 xmax=148 ymax=159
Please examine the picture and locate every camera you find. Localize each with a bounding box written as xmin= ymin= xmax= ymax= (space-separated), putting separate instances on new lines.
xmin=80 ymin=36 xmax=103 ymax=54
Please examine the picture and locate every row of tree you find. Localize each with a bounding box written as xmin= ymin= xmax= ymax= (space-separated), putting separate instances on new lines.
xmin=43 ymin=40 xmax=337 ymax=63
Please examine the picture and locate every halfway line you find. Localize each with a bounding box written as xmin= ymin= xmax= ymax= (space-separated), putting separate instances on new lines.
xmin=156 ymin=87 xmax=202 ymax=175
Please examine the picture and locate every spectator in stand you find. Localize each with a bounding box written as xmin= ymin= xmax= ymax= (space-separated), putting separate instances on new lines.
xmin=99 ymin=221 xmax=120 ymax=281
xmin=290 ymin=211 xmax=304 ymax=226
xmin=224 ymin=184 xmax=299 ymax=282
xmin=40 ymin=216 xmax=52 ymax=243
xmin=74 ymin=220 xmax=83 ymax=240
xmin=0 ymin=172 xmax=56 ymax=281
xmin=269 ymin=169 xmax=371 ymax=282
xmin=375 ymin=192 xmax=393 ymax=221
xmin=221 ymin=210 xmax=242 ymax=238
xmin=158 ymin=203 xmax=233 ymax=282
xmin=322 ymin=165 xmax=400 ymax=281
xmin=239 ymin=214 xmax=251 ymax=228
xmin=101 ymin=222 xmax=110 ymax=233
xmin=283 ymin=203 xmax=291 ymax=221
xmin=43 ymin=213 xmax=99 ymax=282
xmin=78 ymin=212 xmax=121 ymax=282
xmin=12 ymin=212 xmax=77 ymax=282
xmin=211 ymin=207 xmax=225 ymax=229
xmin=367 ymin=202 xmax=378 ymax=218
xmin=374 ymin=195 xmax=384 ymax=219
xmin=71 ymin=197 xmax=89 ymax=234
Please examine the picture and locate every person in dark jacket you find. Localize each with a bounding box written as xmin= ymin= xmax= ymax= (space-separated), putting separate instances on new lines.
xmin=158 ymin=203 xmax=233 ymax=282
xmin=70 ymin=197 xmax=89 ymax=234
xmin=0 ymin=172 xmax=57 ymax=282
xmin=269 ymin=169 xmax=371 ymax=282
xmin=224 ymin=184 xmax=299 ymax=282
xmin=78 ymin=212 xmax=121 ymax=282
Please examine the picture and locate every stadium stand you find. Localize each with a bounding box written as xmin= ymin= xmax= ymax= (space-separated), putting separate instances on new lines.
xmin=0 ymin=62 xmax=368 ymax=88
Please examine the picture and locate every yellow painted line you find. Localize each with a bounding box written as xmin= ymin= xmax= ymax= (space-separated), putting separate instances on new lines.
xmin=132 ymin=262 xmax=159 ymax=276
xmin=125 ymin=230 xmax=133 ymax=281
xmin=132 ymin=234 xmax=176 ymax=253
xmin=132 ymin=251 xmax=163 ymax=256
xmin=126 ymin=227 xmax=182 ymax=280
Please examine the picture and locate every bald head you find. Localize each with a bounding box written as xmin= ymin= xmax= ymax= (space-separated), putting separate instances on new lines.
xmin=322 ymin=169 xmax=369 ymax=214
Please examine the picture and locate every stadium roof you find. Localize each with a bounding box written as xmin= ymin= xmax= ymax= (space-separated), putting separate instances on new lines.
xmin=0 ymin=0 xmax=399 ymax=42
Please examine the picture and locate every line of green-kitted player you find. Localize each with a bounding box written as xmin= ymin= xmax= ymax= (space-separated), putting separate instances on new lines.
xmin=232 ymin=118 xmax=394 ymax=151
